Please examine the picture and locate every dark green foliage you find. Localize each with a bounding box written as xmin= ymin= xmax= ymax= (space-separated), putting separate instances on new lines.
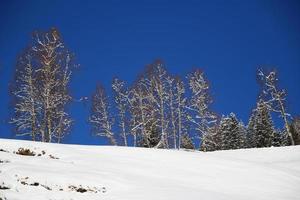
xmin=290 ymin=117 xmax=300 ymax=145
xmin=220 ymin=113 xmax=246 ymax=150
xmin=139 ymin=120 xmax=160 ymax=148
xmin=200 ymin=126 xmax=221 ymax=152
xmin=272 ymin=130 xmax=282 ymax=147
xmin=181 ymin=134 xmax=195 ymax=150
xmin=247 ymin=99 xmax=275 ymax=148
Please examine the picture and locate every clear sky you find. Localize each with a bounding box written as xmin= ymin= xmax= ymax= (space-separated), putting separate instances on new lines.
xmin=0 ymin=0 xmax=299 ymax=145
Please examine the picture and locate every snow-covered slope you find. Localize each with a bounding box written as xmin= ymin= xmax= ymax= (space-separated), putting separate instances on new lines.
xmin=0 ymin=139 xmax=299 ymax=200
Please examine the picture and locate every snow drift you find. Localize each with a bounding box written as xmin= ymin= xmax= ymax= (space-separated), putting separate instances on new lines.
xmin=0 ymin=138 xmax=300 ymax=200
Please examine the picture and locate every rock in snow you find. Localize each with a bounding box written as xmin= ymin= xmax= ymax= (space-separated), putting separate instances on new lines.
xmin=0 ymin=138 xmax=300 ymax=200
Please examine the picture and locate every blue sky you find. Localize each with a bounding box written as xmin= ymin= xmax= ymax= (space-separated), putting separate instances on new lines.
xmin=0 ymin=0 xmax=299 ymax=145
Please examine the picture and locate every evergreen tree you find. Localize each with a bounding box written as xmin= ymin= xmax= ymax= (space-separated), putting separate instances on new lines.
xmin=237 ymin=122 xmax=247 ymax=148
xmin=247 ymin=113 xmax=256 ymax=148
xmin=272 ymin=129 xmax=282 ymax=147
xmin=180 ymin=134 xmax=195 ymax=150
xmin=248 ymin=99 xmax=275 ymax=148
xmin=220 ymin=113 xmax=245 ymax=150
xmin=290 ymin=117 xmax=300 ymax=145
xmin=200 ymin=124 xmax=221 ymax=152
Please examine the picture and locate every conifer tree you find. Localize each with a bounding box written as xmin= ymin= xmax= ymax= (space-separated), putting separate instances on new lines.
xmin=200 ymin=124 xmax=221 ymax=151
xmin=181 ymin=134 xmax=195 ymax=150
xmin=248 ymin=99 xmax=275 ymax=148
xmin=246 ymin=113 xmax=256 ymax=148
xmin=219 ymin=113 xmax=245 ymax=150
xmin=290 ymin=117 xmax=300 ymax=145
xmin=272 ymin=129 xmax=282 ymax=147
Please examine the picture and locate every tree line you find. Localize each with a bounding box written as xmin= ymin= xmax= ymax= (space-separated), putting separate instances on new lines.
xmin=9 ymin=28 xmax=300 ymax=151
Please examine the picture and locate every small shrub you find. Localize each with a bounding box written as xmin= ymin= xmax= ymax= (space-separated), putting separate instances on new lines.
xmin=15 ymin=148 xmax=36 ymax=156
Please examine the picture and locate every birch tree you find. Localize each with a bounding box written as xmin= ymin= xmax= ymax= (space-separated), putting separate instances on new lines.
xmin=173 ymin=77 xmax=188 ymax=149
xmin=129 ymin=74 xmax=156 ymax=147
xmin=112 ymin=78 xmax=129 ymax=146
xmin=187 ymin=69 xmax=216 ymax=149
xmin=89 ymin=84 xmax=116 ymax=145
xmin=146 ymin=61 xmax=170 ymax=148
xmin=11 ymin=51 xmax=39 ymax=140
xmin=257 ymin=69 xmax=294 ymax=145
xmin=166 ymin=75 xmax=177 ymax=148
xmin=34 ymin=28 xmax=73 ymax=143
xmin=11 ymin=28 xmax=74 ymax=142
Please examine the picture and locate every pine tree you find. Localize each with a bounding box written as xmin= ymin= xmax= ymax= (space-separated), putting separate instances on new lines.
xmin=237 ymin=122 xmax=247 ymax=148
xmin=181 ymin=134 xmax=195 ymax=150
xmin=89 ymin=84 xmax=116 ymax=145
xmin=290 ymin=117 xmax=300 ymax=145
xmin=248 ymin=99 xmax=275 ymax=148
xmin=200 ymin=124 xmax=221 ymax=152
xmin=272 ymin=129 xmax=282 ymax=147
xmin=246 ymin=112 xmax=256 ymax=148
xmin=219 ymin=113 xmax=245 ymax=150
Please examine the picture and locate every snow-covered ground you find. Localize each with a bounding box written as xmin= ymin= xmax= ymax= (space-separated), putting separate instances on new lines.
xmin=0 ymin=138 xmax=299 ymax=200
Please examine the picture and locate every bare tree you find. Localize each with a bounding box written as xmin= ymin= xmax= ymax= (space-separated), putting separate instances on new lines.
xmin=112 ymin=77 xmax=129 ymax=146
xmin=166 ymin=75 xmax=177 ymax=148
xmin=187 ymin=69 xmax=216 ymax=149
xmin=146 ymin=61 xmax=170 ymax=148
xmin=257 ymin=69 xmax=295 ymax=145
xmin=11 ymin=28 xmax=74 ymax=142
xmin=89 ymin=84 xmax=116 ymax=145
xmin=11 ymin=51 xmax=39 ymax=140
xmin=175 ymin=77 xmax=188 ymax=149
xmin=129 ymin=75 xmax=154 ymax=147
xmin=166 ymin=76 xmax=188 ymax=149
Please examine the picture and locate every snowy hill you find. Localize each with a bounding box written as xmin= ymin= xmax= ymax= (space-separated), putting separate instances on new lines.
xmin=0 ymin=139 xmax=300 ymax=200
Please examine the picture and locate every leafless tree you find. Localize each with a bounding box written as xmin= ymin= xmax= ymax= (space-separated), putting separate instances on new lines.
xmin=128 ymin=75 xmax=154 ymax=147
xmin=112 ymin=77 xmax=129 ymax=146
xmin=89 ymin=84 xmax=116 ymax=145
xmin=11 ymin=51 xmax=39 ymax=140
xmin=187 ymin=69 xmax=216 ymax=149
xmin=174 ymin=77 xmax=188 ymax=149
xmin=257 ymin=69 xmax=295 ymax=145
xmin=11 ymin=28 xmax=74 ymax=142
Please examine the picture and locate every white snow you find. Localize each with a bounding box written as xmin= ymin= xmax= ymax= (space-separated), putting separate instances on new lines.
xmin=0 ymin=138 xmax=300 ymax=200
